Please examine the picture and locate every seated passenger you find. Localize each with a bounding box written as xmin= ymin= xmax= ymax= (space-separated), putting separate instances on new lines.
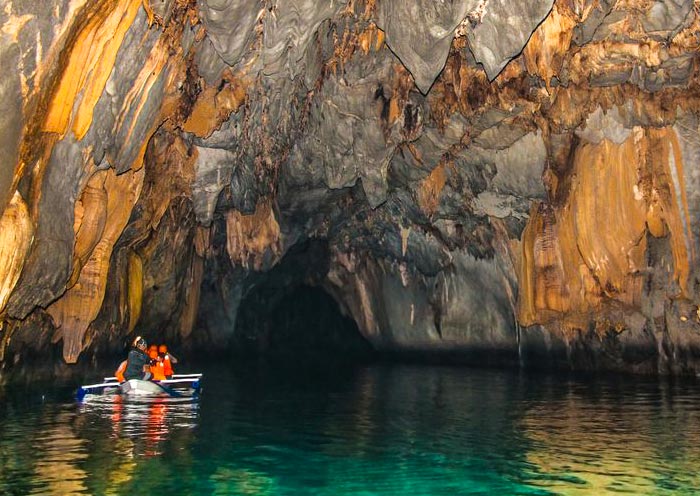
xmin=124 ymin=336 xmax=152 ymax=380
xmin=114 ymin=360 xmax=127 ymax=383
xmin=149 ymin=347 xmax=166 ymax=381
xmin=158 ymin=345 xmax=178 ymax=379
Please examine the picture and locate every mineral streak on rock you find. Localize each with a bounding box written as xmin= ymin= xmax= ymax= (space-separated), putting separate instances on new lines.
xmin=0 ymin=0 xmax=700 ymax=373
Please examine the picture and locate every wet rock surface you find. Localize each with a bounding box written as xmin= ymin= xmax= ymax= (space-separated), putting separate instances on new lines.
xmin=1 ymin=0 xmax=700 ymax=377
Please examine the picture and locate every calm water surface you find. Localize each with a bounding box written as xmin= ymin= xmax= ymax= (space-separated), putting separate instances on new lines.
xmin=1 ymin=361 xmax=700 ymax=495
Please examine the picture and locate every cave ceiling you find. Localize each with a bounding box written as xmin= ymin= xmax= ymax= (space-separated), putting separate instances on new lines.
xmin=1 ymin=0 xmax=700 ymax=373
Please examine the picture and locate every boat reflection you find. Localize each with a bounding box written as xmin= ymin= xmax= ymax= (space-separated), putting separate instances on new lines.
xmin=79 ymin=393 xmax=200 ymax=458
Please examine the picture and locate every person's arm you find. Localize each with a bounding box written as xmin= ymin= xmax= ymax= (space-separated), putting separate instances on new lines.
xmin=168 ymin=353 xmax=178 ymax=364
xmin=139 ymin=352 xmax=151 ymax=372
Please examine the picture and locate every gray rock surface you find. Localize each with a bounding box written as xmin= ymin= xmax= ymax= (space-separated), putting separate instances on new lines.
xmin=466 ymin=0 xmax=554 ymax=80
xmin=375 ymin=0 xmax=477 ymax=93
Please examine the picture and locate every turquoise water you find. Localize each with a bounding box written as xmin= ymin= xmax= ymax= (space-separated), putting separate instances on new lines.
xmin=1 ymin=361 xmax=700 ymax=495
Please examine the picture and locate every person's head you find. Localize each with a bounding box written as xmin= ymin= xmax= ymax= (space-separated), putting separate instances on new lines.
xmin=148 ymin=344 xmax=157 ymax=353
xmin=133 ymin=336 xmax=147 ymax=351
xmin=148 ymin=349 xmax=158 ymax=360
xmin=158 ymin=344 xmax=168 ymax=354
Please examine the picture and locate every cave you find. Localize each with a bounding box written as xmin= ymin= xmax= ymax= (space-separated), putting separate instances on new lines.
xmin=0 ymin=0 xmax=699 ymax=379
xmin=232 ymin=240 xmax=373 ymax=359
xmin=235 ymin=284 xmax=372 ymax=358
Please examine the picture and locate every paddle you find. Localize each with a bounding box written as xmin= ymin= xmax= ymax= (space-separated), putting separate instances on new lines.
xmin=155 ymin=382 xmax=183 ymax=398
xmin=153 ymin=377 xmax=203 ymax=397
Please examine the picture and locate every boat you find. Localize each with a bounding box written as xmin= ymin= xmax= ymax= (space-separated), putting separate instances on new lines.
xmin=77 ymin=374 xmax=202 ymax=400
xmin=119 ymin=377 xmax=201 ymax=397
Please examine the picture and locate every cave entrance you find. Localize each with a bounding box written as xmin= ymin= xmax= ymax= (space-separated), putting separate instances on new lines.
xmin=232 ymin=241 xmax=373 ymax=361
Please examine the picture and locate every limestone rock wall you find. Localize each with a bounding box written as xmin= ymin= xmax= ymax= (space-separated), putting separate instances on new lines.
xmin=0 ymin=0 xmax=699 ymax=375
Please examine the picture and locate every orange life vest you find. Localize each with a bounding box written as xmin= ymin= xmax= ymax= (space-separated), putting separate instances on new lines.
xmin=151 ymin=360 xmax=166 ymax=381
xmin=148 ymin=349 xmax=166 ymax=381
xmin=115 ymin=360 xmax=127 ymax=383
xmin=162 ymin=354 xmax=174 ymax=378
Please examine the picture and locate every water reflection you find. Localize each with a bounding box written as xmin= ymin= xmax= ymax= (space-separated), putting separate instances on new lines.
xmin=78 ymin=395 xmax=200 ymax=457
xmin=1 ymin=364 xmax=700 ymax=494
xmin=520 ymin=379 xmax=700 ymax=494
xmin=32 ymin=408 xmax=88 ymax=494
xmin=0 ymin=390 xmax=199 ymax=495
xmin=210 ymin=467 xmax=278 ymax=496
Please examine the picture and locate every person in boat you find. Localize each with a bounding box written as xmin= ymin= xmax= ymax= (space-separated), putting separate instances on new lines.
xmin=124 ymin=336 xmax=152 ymax=380
xmin=158 ymin=344 xmax=178 ymax=380
xmin=149 ymin=347 xmax=167 ymax=381
xmin=114 ymin=360 xmax=127 ymax=383
xmin=148 ymin=343 xmax=158 ymax=358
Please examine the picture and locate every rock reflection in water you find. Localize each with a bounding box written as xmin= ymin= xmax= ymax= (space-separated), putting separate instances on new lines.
xmin=32 ymin=409 xmax=89 ymax=494
xmin=0 ymin=392 xmax=199 ymax=495
xmin=520 ymin=380 xmax=700 ymax=494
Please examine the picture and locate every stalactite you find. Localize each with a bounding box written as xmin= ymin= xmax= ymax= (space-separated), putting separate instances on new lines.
xmin=178 ymin=254 xmax=203 ymax=339
xmin=225 ymin=200 xmax=282 ymax=271
xmin=126 ymin=250 xmax=143 ymax=333
xmin=69 ymin=171 xmax=108 ymax=288
xmin=523 ymin=2 xmax=576 ymax=92
xmin=417 ymin=162 xmax=447 ymax=217
xmin=47 ymin=167 xmax=144 ymax=363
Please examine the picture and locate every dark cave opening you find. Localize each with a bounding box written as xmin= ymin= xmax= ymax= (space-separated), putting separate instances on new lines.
xmin=232 ymin=240 xmax=373 ymax=361
xmin=235 ymin=284 xmax=373 ymax=359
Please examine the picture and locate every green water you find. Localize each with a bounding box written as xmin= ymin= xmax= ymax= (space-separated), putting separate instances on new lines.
xmin=1 ymin=361 xmax=700 ymax=495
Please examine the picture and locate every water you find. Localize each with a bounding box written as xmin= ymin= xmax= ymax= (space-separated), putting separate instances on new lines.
xmin=1 ymin=360 xmax=700 ymax=495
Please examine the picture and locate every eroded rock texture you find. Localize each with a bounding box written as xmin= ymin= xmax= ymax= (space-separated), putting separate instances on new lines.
xmin=0 ymin=0 xmax=699 ymax=375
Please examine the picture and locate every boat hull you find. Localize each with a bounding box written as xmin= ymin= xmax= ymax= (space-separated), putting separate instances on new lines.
xmin=120 ymin=379 xmax=168 ymax=395
xmin=119 ymin=378 xmax=201 ymax=397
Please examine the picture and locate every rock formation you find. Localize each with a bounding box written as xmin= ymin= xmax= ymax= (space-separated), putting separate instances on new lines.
xmin=0 ymin=0 xmax=699 ymax=375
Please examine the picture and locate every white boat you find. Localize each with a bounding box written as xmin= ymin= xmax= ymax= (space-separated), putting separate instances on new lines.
xmin=119 ymin=378 xmax=202 ymax=397
xmin=77 ymin=375 xmax=202 ymax=400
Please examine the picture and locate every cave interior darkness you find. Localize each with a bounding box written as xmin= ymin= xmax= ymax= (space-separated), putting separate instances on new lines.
xmin=233 ymin=240 xmax=373 ymax=360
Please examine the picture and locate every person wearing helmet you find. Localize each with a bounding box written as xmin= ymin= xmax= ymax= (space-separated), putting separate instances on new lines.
xmin=124 ymin=336 xmax=152 ymax=380
xmin=158 ymin=344 xmax=178 ymax=379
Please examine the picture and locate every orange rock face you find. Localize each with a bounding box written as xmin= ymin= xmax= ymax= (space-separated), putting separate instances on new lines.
xmin=518 ymin=127 xmax=693 ymax=330
xmin=0 ymin=193 xmax=33 ymax=315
